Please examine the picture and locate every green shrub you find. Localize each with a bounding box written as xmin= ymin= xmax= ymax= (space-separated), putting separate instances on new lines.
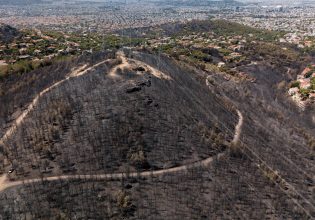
xmin=191 ymin=50 xmax=208 ymax=60
xmin=304 ymin=70 xmax=314 ymax=78
xmin=310 ymin=77 xmax=315 ymax=90
xmin=299 ymin=88 xmax=311 ymax=99
xmin=11 ymin=61 xmax=34 ymax=75
xmin=0 ymin=65 xmax=9 ymax=80
xmin=210 ymin=19 xmax=283 ymax=41
xmin=290 ymin=81 xmax=300 ymax=88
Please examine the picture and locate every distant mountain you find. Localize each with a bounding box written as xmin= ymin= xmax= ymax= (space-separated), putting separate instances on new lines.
xmin=154 ymin=0 xmax=243 ymax=6
xmin=0 ymin=24 xmax=19 ymax=43
xmin=0 ymin=0 xmax=46 ymax=5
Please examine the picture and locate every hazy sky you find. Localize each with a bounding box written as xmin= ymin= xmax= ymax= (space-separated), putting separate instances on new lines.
xmin=238 ymin=0 xmax=315 ymax=2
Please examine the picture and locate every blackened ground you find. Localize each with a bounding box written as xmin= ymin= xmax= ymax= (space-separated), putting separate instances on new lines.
xmin=0 ymin=154 xmax=308 ymax=220
xmin=0 ymin=51 xmax=116 ymax=137
xmin=214 ymin=60 xmax=315 ymax=217
xmin=1 ymin=50 xmax=236 ymax=181
xmin=0 ymin=50 xmax=314 ymax=219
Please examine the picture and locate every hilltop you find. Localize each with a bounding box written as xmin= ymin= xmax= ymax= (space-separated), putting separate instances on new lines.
xmin=0 ymin=20 xmax=314 ymax=219
xmin=0 ymin=49 xmax=237 ymax=179
xmin=0 ymin=24 xmax=19 ymax=43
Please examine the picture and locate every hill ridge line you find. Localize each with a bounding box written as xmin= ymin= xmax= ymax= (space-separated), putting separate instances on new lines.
xmin=0 ymin=52 xmax=244 ymax=193
xmin=0 ymin=59 xmax=110 ymax=147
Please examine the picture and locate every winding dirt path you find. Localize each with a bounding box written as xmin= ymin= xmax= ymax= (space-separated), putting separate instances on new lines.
xmin=129 ymin=57 xmax=172 ymax=80
xmin=0 ymin=51 xmax=244 ymax=193
xmin=0 ymin=152 xmax=229 ymax=193
xmin=0 ymin=60 xmax=108 ymax=147
xmin=233 ymin=110 xmax=243 ymax=144
xmin=108 ymin=51 xmax=172 ymax=80
xmin=0 ymin=109 xmax=243 ymax=193
xmin=108 ymin=51 xmax=129 ymax=78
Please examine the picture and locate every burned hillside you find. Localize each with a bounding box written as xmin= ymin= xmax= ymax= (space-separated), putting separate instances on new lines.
xmin=0 ymin=46 xmax=314 ymax=219
xmin=0 ymin=50 xmax=237 ymax=181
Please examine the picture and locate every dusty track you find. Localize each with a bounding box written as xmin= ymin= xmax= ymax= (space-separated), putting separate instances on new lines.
xmin=0 ymin=52 xmax=244 ymax=193
xmin=232 ymin=110 xmax=243 ymax=144
xmin=0 ymin=59 xmax=109 ymax=147
xmin=109 ymin=51 xmax=172 ymax=80
xmin=108 ymin=51 xmax=129 ymax=78
xmin=0 ymin=112 xmax=242 ymax=192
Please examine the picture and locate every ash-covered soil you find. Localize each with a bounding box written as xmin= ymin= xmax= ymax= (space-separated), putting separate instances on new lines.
xmin=0 ymin=155 xmax=309 ymax=220
xmin=211 ymin=59 xmax=315 ymax=218
xmin=0 ymin=50 xmax=236 ymax=180
xmin=0 ymin=49 xmax=314 ymax=219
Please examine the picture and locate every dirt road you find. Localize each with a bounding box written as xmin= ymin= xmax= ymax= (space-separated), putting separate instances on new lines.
xmin=0 ymin=51 xmax=244 ymax=193
xmin=0 ymin=59 xmax=109 ymax=147
xmin=0 ymin=109 xmax=243 ymax=192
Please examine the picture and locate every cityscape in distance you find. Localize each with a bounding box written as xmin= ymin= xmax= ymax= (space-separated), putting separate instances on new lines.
xmin=0 ymin=0 xmax=314 ymax=219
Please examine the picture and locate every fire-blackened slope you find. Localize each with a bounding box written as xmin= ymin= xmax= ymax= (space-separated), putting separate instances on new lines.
xmin=0 ymin=24 xmax=19 ymax=43
xmin=1 ymin=51 xmax=237 ymax=180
